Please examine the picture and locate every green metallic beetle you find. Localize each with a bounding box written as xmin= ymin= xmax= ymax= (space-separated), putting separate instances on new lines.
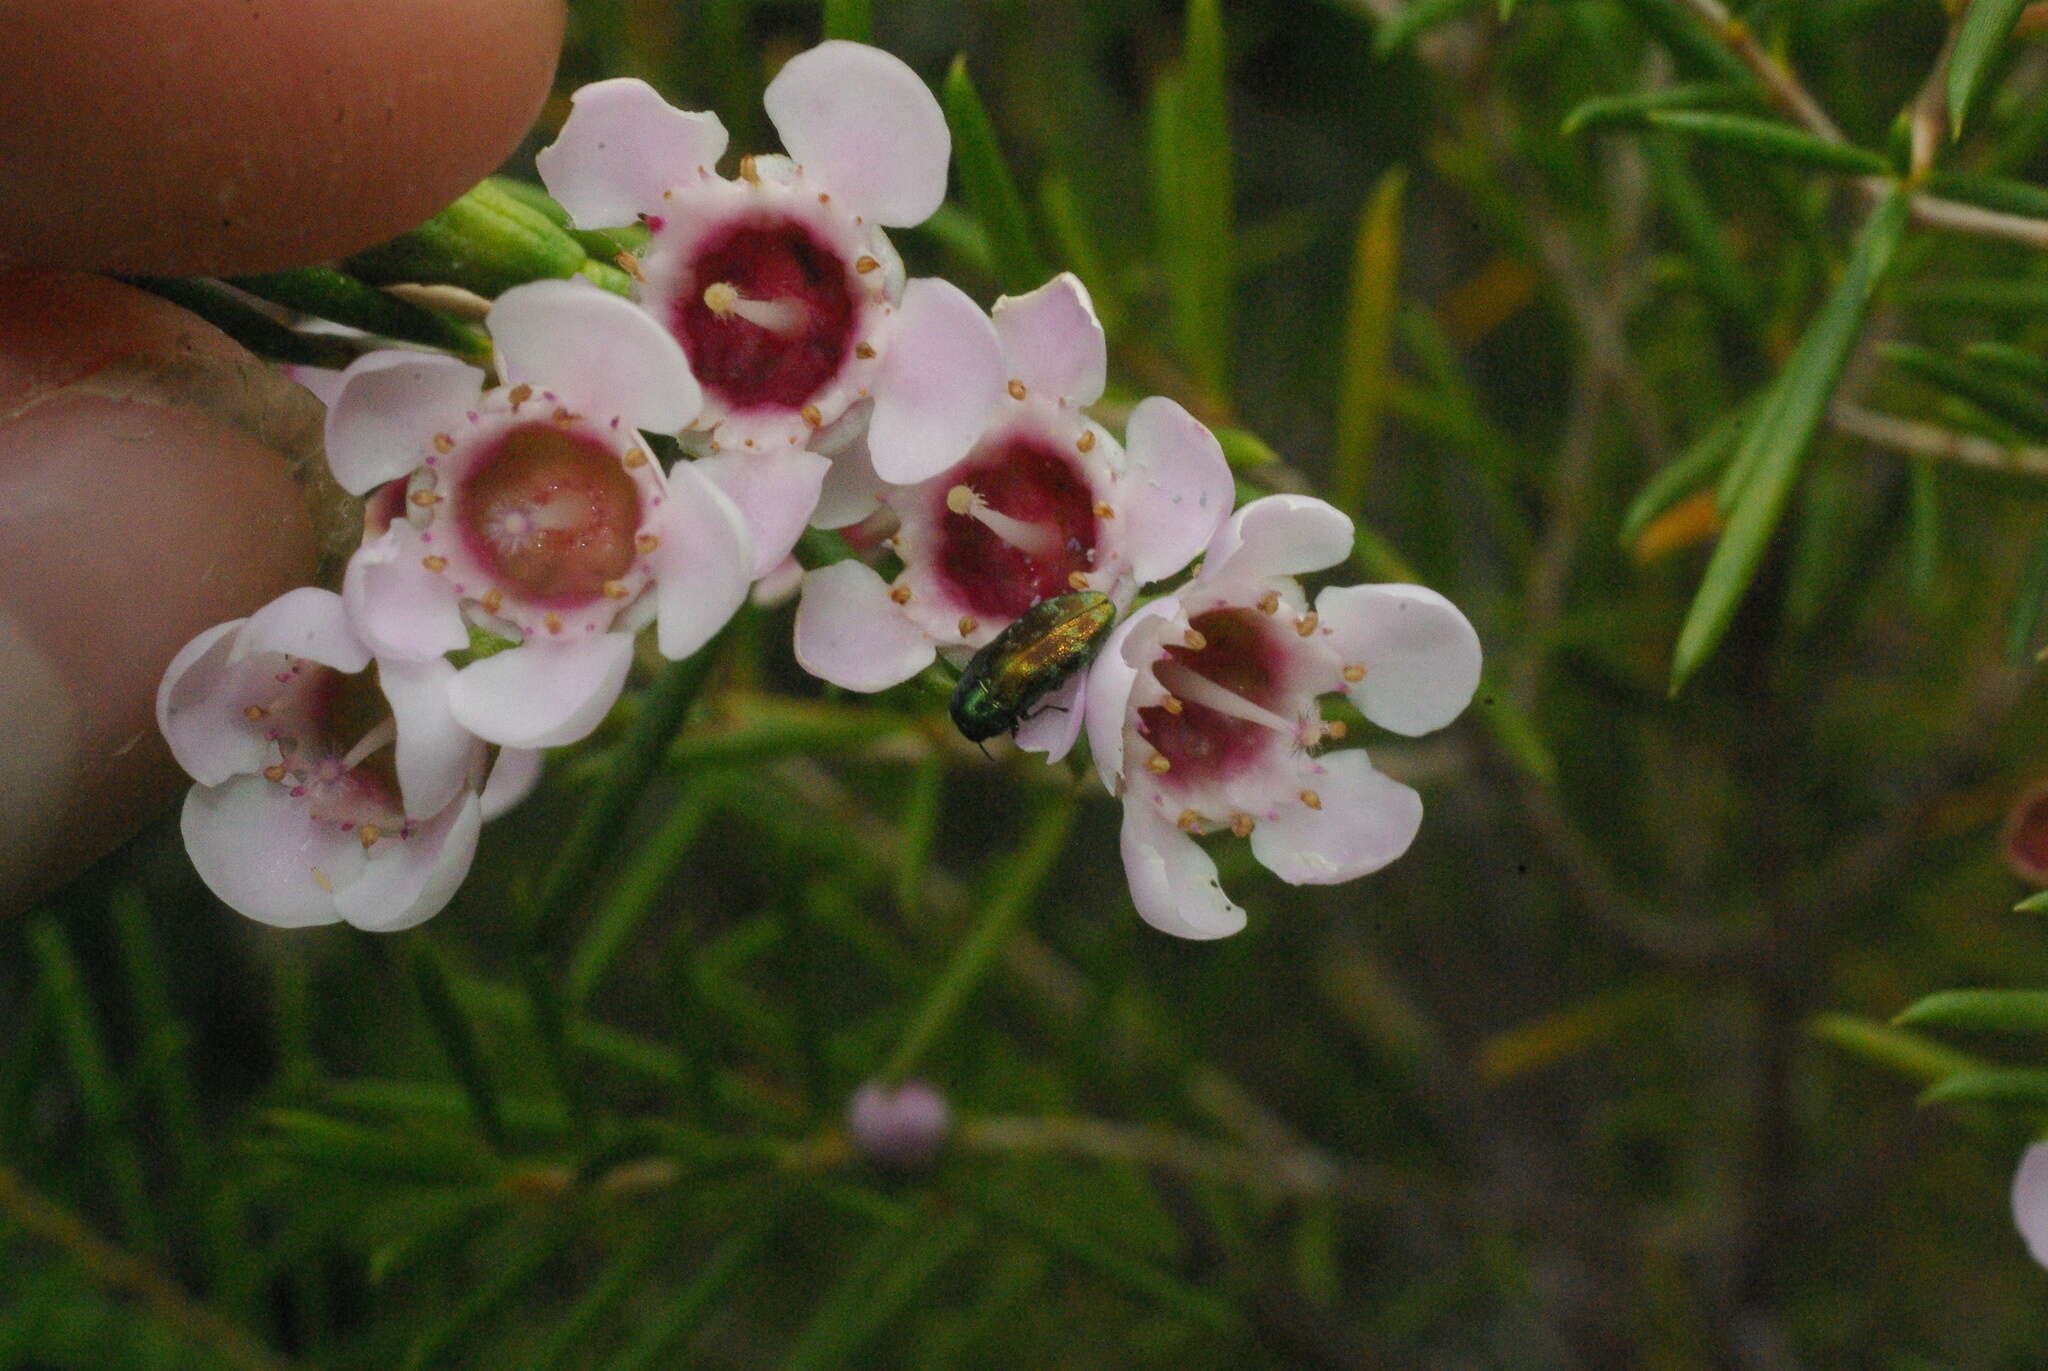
xmin=950 ymin=591 xmax=1118 ymax=744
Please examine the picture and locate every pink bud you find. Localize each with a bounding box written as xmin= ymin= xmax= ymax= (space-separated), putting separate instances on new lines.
xmin=846 ymin=1080 xmax=950 ymax=1171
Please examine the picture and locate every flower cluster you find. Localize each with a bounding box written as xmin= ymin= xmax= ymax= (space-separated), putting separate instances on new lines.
xmin=157 ymin=40 xmax=1480 ymax=938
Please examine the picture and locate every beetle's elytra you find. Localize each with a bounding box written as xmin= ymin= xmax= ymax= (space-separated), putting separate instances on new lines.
xmin=949 ymin=591 xmax=1118 ymax=743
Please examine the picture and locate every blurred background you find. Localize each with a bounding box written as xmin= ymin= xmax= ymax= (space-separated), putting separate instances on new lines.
xmin=13 ymin=0 xmax=2048 ymax=1365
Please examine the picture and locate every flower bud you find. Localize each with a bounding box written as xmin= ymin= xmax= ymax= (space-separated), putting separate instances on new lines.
xmin=846 ymin=1080 xmax=950 ymax=1171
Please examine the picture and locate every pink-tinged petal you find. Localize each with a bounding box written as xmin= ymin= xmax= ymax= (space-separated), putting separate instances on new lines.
xmin=763 ymin=41 xmax=949 ymax=227
xmin=991 ymin=273 xmax=1105 ymax=405
xmin=648 ymin=460 xmax=753 ymax=659
xmin=868 ymin=278 xmax=1004 ymax=483
xmin=1249 ymin=750 xmax=1421 ymax=886
xmin=325 ymin=351 xmax=485 ymax=494
xmin=1206 ymin=494 xmax=1354 ymax=585
xmin=181 ymin=778 xmax=353 ymax=928
xmin=342 ymin=534 xmax=468 ymax=662
xmin=447 ymin=634 xmax=635 ymax=749
xmin=335 ymin=795 xmax=483 ymax=933
xmin=1085 ymin=599 xmax=1177 ymax=788
xmin=2015 ymin=1143 xmax=2048 ymax=1268
xmin=696 ymin=449 xmax=831 ymax=578
xmin=283 ymin=363 xmax=347 ymax=408
xmin=1121 ymin=397 xmax=1235 ymax=585
xmin=480 ymin=747 xmax=543 ymax=821
xmin=240 ymin=587 xmax=370 ymax=673
xmin=1120 ymin=805 xmax=1247 ymax=940
xmin=156 ymin=619 xmax=270 ymax=786
xmin=489 ymin=280 xmax=701 ymax=433
xmin=811 ymin=430 xmax=887 ymax=529
xmin=536 ymin=77 xmax=729 ymax=228
xmin=376 ymin=658 xmax=475 ymax=819
xmin=751 ymin=555 xmax=805 ymax=608
xmin=1316 ymin=583 xmax=1482 ymax=737
xmin=794 ymin=560 xmax=935 ymax=691
xmin=1012 ymin=672 xmax=1086 ymax=763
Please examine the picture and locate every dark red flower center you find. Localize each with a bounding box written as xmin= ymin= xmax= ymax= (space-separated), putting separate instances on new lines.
xmin=456 ymin=422 xmax=641 ymax=606
xmin=2006 ymin=786 xmax=2048 ymax=885
xmin=1139 ymin=609 xmax=1291 ymax=790
xmin=932 ymin=438 xmax=1099 ymax=619
xmin=675 ymin=216 xmax=857 ymax=412
xmin=253 ymin=660 xmax=405 ymax=832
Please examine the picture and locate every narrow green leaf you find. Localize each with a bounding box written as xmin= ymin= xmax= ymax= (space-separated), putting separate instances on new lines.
xmin=1374 ymin=0 xmax=1479 ymax=56
xmin=1621 ymin=402 xmax=1749 ymax=546
xmin=1670 ymin=188 xmax=1911 ymax=692
xmin=881 ymin=794 xmax=1075 ymax=1083
xmin=1037 ymin=174 xmax=1124 ymax=330
xmin=228 ymin=266 xmax=488 ymax=359
xmin=405 ymin=1217 xmax=576 ymax=1370
xmin=1902 ymin=278 xmax=2048 ymax=316
xmin=525 ymin=1191 xmax=701 ymax=1371
xmin=943 ymin=58 xmax=1047 ymax=296
xmin=1643 ymin=110 xmax=1890 ymax=176
xmin=569 ymin=779 xmax=718 ymax=1006
xmin=409 ymin=943 xmax=510 ymax=1153
xmin=1781 ymin=459 xmax=1863 ymax=629
xmin=1906 ymin=460 xmax=1942 ymax=605
xmin=1333 ymin=167 xmax=1407 ymax=514
xmin=1965 ymin=341 xmax=2048 ymax=390
xmin=1921 ymin=1068 xmax=2048 ymax=1108
xmin=1922 ymin=170 xmax=2048 ymax=219
xmin=1164 ymin=0 xmax=1233 ymax=397
xmin=2016 ymin=890 xmax=2048 ymax=913
xmin=124 ymin=277 xmax=366 ymax=369
xmin=780 ymin=1207 xmax=981 ymax=1371
xmin=30 ymin=919 xmax=156 ymax=1250
xmin=2009 ymin=518 xmax=2048 ymax=663
xmin=1643 ymin=133 xmax=1762 ymax=322
xmin=109 ymin=890 xmax=206 ymax=1189
xmin=1611 ymin=0 xmax=1755 ymax=83
xmin=1884 ymin=341 xmax=2048 ymax=438
xmin=604 ymin=1196 xmax=791 ymax=1371
xmin=1948 ymin=0 xmax=2031 ymax=139
xmin=822 ymin=0 xmax=871 ymax=43
xmin=1809 ymin=1012 xmax=1984 ymax=1085
xmin=894 ymin=753 xmax=944 ymax=918
xmin=1896 ymin=988 xmax=2048 ymax=1034
xmin=1560 ymin=82 xmax=1746 ymax=136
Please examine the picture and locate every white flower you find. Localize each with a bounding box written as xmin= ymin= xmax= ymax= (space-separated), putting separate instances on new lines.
xmin=791 ymin=273 xmax=1233 ymax=760
xmin=326 ymin=279 xmax=752 ymax=750
xmin=154 ymin=588 xmax=535 ymax=931
xmin=1083 ymin=495 xmax=1482 ymax=939
xmin=2015 ymin=1142 xmax=2048 ymax=1268
xmin=537 ymin=42 xmax=1003 ymax=503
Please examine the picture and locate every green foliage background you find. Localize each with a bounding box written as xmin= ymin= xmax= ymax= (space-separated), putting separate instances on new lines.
xmin=16 ymin=0 xmax=2048 ymax=1365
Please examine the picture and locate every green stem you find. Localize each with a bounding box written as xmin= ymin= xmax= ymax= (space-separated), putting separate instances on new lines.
xmin=125 ymin=277 xmax=366 ymax=369
xmin=229 ymin=266 xmax=489 ymax=360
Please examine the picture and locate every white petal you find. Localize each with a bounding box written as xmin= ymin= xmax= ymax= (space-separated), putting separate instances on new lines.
xmin=342 ymin=533 xmax=468 ymax=661
xmin=1012 ymin=672 xmax=1086 ymax=763
xmin=377 ymin=658 xmax=476 ymax=818
xmin=1119 ymin=804 xmax=1247 ymax=940
xmin=1084 ymin=599 xmax=1176 ymax=789
xmin=335 ymin=795 xmax=483 ymax=933
xmin=180 ymin=778 xmax=351 ymax=928
xmin=2015 ymin=1143 xmax=2048 ymax=1268
xmin=696 ymin=449 xmax=831 ymax=578
xmin=1249 ymin=750 xmax=1422 ymax=886
xmin=793 ymin=560 xmax=934 ymax=691
xmin=763 ymin=41 xmax=949 ymax=227
xmin=325 ymin=351 xmax=485 ymax=495
xmin=283 ymin=363 xmax=348 ymax=408
xmin=648 ymin=460 xmax=753 ymax=659
xmin=447 ymin=635 xmax=635 ymax=749
xmin=536 ymin=77 xmax=730 ymax=227
xmin=156 ymin=619 xmax=270 ymax=786
xmin=868 ymin=278 xmax=1004 ymax=483
xmin=239 ymin=588 xmax=370 ymax=673
xmin=1316 ymin=583 xmax=1482 ymax=737
xmin=1121 ymin=397 xmax=1235 ymax=585
xmin=480 ymin=748 xmax=544 ymax=820
xmin=810 ymin=429 xmax=887 ymax=529
xmin=1205 ymin=494 xmax=1355 ymax=586
xmin=489 ymin=279 xmax=701 ymax=433
xmin=991 ymin=273 xmax=1105 ymax=405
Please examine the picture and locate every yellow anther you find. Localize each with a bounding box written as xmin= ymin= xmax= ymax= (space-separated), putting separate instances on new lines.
xmin=551 ymin=406 xmax=576 ymax=426
xmin=1007 ymin=379 xmax=1027 ymax=401
xmin=958 ymin=615 xmax=978 ymax=636
xmin=1068 ymin=571 xmax=1091 ymax=591
xmin=1299 ymin=789 xmax=1322 ymax=810
xmin=432 ymin=433 xmax=455 ymax=454
xmin=622 ymin=448 xmax=646 ymax=468
xmin=889 ymin=584 xmax=912 ymax=605
xmin=1295 ymin=613 xmax=1319 ymax=636
xmin=1230 ymin=812 xmax=1254 ymax=838
xmin=739 ymin=154 xmax=761 ymax=184
xmin=1183 ymin=628 xmax=1208 ymax=651
xmin=602 ymin=580 xmax=629 ymax=600
xmin=1145 ymin=754 xmax=1172 ymax=774
xmin=263 ymin=764 xmax=288 ymax=782
xmin=357 ymin=824 xmax=382 ymax=848
xmin=1177 ymin=809 xmax=1202 ymax=832
xmin=615 ymin=251 xmax=647 ymax=283
xmin=1324 ymin=719 xmax=1348 ymax=740
xmin=855 ymin=255 xmax=880 ymax=274
xmin=1159 ymin=694 xmax=1183 ymax=715
xmin=243 ymin=704 xmax=268 ymax=721
xmin=506 ymin=384 xmax=532 ymax=407
xmin=544 ymin=613 xmax=564 ymax=635
xmin=480 ymin=588 xmax=504 ymax=614
xmin=635 ymin=533 xmax=660 ymax=555
xmin=1076 ymin=430 xmax=1096 ymax=453
xmin=1094 ymin=502 xmax=1115 ymax=519
xmin=410 ymin=489 xmax=441 ymax=506
xmin=855 ymin=341 xmax=877 ymax=359
xmin=421 ymin=555 xmax=447 ymax=572
xmin=802 ymin=404 xmax=823 ymax=427
xmin=1342 ymin=663 xmax=1366 ymax=683
xmin=311 ymin=867 xmax=334 ymax=893
xmin=1257 ymin=591 xmax=1280 ymax=614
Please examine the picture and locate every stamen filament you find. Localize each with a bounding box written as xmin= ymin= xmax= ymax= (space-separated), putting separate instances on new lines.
xmin=945 ymin=484 xmax=1064 ymax=559
xmin=1155 ymin=662 xmax=1295 ymax=734
xmin=338 ymin=716 xmax=399 ymax=773
xmin=703 ymin=281 xmax=807 ymax=336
